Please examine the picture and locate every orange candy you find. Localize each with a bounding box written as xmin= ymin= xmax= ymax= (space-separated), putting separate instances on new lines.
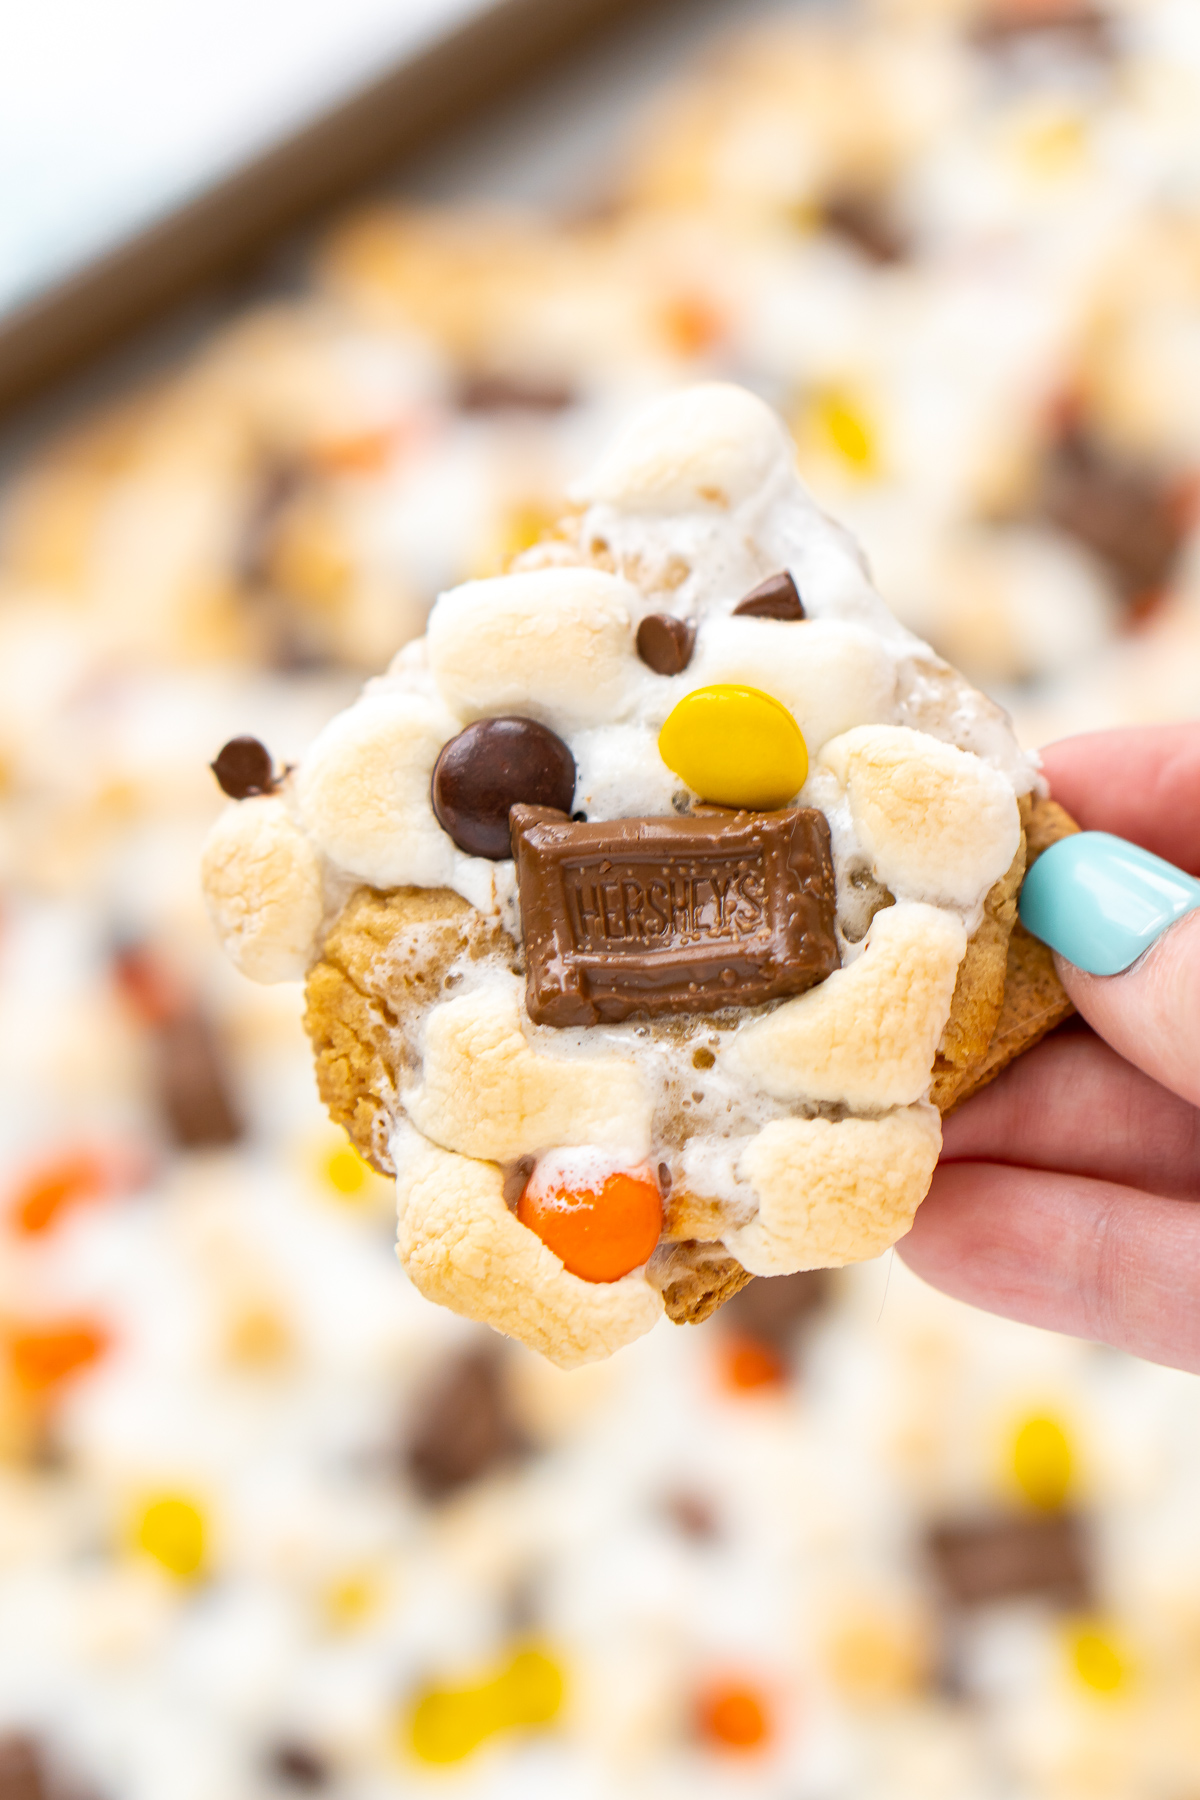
xmin=720 ymin=1335 xmax=787 ymax=1393
xmin=517 ymin=1159 xmax=663 ymax=1284
xmin=8 ymin=1321 xmax=110 ymax=1394
xmin=10 ymin=1145 xmax=146 ymax=1235
xmin=696 ymin=1679 xmax=771 ymax=1752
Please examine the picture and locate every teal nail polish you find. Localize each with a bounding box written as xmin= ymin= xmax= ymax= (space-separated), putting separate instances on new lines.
xmin=1019 ymin=831 xmax=1200 ymax=975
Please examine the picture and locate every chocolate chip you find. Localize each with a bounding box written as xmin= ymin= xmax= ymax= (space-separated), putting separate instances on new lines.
xmin=636 ymin=613 xmax=696 ymax=675
xmin=926 ymin=1514 xmax=1092 ymax=1609
xmin=211 ymin=736 xmax=277 ymax=800
xmin=431 ymin=718 xmax=575 ymax=860
xmin=720 ymin=1269 xmax=830 ymax=1350
xmin=732 ymin=572 xmax=805 ymax=621
xmin=267 ymin=1743 xmax=329 ymax=1789
xmin=0 ymin=1735 xmax=46 ymax=1800
xmin=405 ymin=1345 xmax=529 ymax=1501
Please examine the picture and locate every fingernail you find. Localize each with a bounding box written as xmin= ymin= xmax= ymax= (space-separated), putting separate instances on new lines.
xmin=1019 ymin=831 xmax=1200 ymax=975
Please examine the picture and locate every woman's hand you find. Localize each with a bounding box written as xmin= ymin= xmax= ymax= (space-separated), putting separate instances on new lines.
xmin=900 ymin=725 xmax=1200 ymax=1373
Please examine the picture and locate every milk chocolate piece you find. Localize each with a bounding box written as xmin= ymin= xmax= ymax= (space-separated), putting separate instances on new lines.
xmin=1040 ymin=427 xmax=1183 ymax=605
xmin=432 ymin=718 xmax=575 ymax=859
xmin=511 ymin=805 xmax=837 ymax=1027
xmin=405 ymin=1345 xmax=529 ymax=1500
xmin=971 ymin=0 xmax=1111 ymax=55
xmin=822 ymin=191 xmax=908 ymax=265
xmin=211 ymin=735 xmax=277 ymax=800
xmin=267 ymin=1743 xmax=330 ymax=1790
xmin=457 ymin=373 xmax=574 ymax=413
xmin=732 ymin=571 xmax=805 ymax=621
xmin=0 ymin=1735 xmax=46 ymax=1800
xmin=637 ymin=613 xmax=696 ymax=675
xmin=927 ymin=1513 xmax=1092 ymax=1609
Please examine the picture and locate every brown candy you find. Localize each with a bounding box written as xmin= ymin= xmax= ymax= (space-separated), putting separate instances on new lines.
xmin=431 ymin=718 xmax=575 ymax=860
xmin=822 ymin=192 xmax=908 ymax=265
xmin=1039 ymin=428 xmax=1184 ymax=607
xmin=405 ymin=1345 xmax=529 ymax=1500
xmin=926 ymin=1514 xmax=1092 ymax=1609
xmin=0 ymin=1735 xmax=46 ymax=1800
xmin=511 ymin=805 xmax=838 ymax=1028
xmin=637 ymin=614 xmax=696 ymax=675
xmin=211 ymin=736 xmax=277 ymax=800
xmin=971 ymin=0 xmax=1111 ymax=55
xmin=732 ymin=572 xmax=806 ymax=621
xmin=457 ymin=373 xmax=574 ymax=412
xmin=267 ymin=1743 xmax=330 ymax=1790
xmin=112 ymin=945 xmax=243 ymax=1149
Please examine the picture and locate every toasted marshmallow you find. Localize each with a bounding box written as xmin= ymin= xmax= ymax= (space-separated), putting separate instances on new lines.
xmin=200 ymin=796 xmax=325 ymax=983
xmin=573 ymin=383 xmax=793 ymax=513
xmin=402 ymin=982 xmax=653 ymax=1162
xmin=394 ymin=1128 xmax=663 ymax=1368
xmin=427 ymin=567 xmax=640 ymax=734
xmin=727 ymin=1106 xmax=942 ymax=1276
xmin=726 ymin=902 xmax=966 ymax=1109
xmin=820 ymin=724 xmax=1021 ymax=909
xmin=691 ymin=617 xmax=895 ymax=752
xmin=294 ymin=690 xmax=458 ymax=889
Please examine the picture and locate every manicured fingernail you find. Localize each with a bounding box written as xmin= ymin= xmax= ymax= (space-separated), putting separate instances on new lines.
xmin=1019 ymin=831 xmax=1200 ymax=975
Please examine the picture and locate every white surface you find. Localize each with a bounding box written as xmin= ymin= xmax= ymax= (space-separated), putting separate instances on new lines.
xmin=0 ymin=0 xmax=491 ymax=318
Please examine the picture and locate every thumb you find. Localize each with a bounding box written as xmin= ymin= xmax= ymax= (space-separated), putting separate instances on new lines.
xmin=1020 ymin=831 xmax=1200 ymax=1107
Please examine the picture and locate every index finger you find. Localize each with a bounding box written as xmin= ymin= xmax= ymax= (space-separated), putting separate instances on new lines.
xmin=1040 ymin=724 xmax=1200 ymax=876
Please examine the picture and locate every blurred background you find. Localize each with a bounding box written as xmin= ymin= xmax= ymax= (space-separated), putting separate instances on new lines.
xmin=2 ymin=1 xmax=1200 ymax=1795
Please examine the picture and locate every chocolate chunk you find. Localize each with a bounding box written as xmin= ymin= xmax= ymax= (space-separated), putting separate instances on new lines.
xmin=637 ymin=614 xmax=696 ymax=675
xmin=1039 ymin=428 xmax=1184 ymax=606
xmin=503 ymin=1155 xmax=536 ymax=1211
xmin=971 ymin=0 xmax=1111 ymax=54
xmin=927 ymin=1514 xmax=1092 ymax=1609
xmin=822 ymin=192 xmax=908 ymax=265
xmin=112 ymin=946 xmax=243 ymax=1149
xmin=732 ymin=572 xmax=805 ymax=621
xmin=405 ymin=1345 xmax=529 ymax=1501
xmin=157 ymin=1007 xmax=244 ymax=1149
xmin=511 ymin=806 xmax=838 ymax=1027
xmin=719 ymin=1269 xmax=830 ymax=1350
xmin=0 ymin=1735 xmax=46 ymax=1800
xmin=457 ymin=374 xmax=574 ymax=413
xmin=432 ymin=719 xmax=575 ymax=860
xmin=267 ymin=1743 xmax=329 ymax=1789
xmin=211 ymin=736 xmax=277 ymax=800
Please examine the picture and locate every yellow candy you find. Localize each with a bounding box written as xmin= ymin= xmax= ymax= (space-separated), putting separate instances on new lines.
xmin=406 ymin=1646 xmax=564 ymax=1765
xmin=323 ymin=1141 xmax=372 ymax=1197
xmin=136 ymin=1495 xmax=206 ymax=1579
xmin=1012 ymin=1415 xmax=1073 ymax=1512
xmin=1069 ymin=1626 xmax=1127 ymax=1694
xmin=658 ymin=684 xmax=808 ymax=811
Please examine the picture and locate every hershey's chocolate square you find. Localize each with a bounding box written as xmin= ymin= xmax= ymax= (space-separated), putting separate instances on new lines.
xmin=926 ymin=1513 xmax=1092 ymax=1609
xmin=511 ymin=806 xmax=838 ymax=1027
